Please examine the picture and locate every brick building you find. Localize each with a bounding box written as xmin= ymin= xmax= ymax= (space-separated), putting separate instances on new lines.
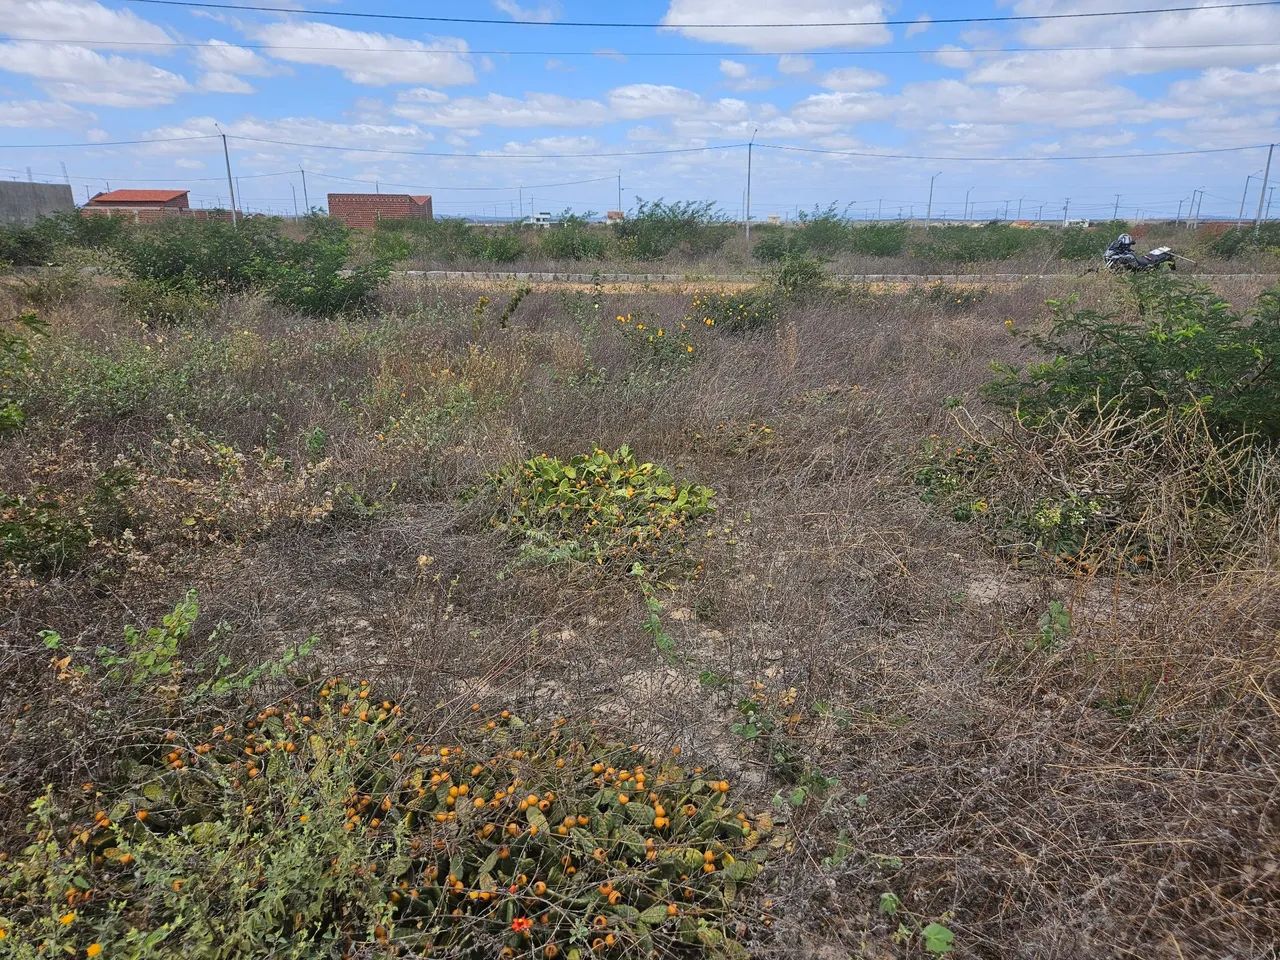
xmin=326 ymin=193 xmax=433 ymax=229
xmin=82 ymin=189 xmax=191 ymax=222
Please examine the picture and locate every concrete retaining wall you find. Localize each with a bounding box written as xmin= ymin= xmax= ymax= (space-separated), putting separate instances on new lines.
xmin=0 ymin=182 xmax=75 ymax=225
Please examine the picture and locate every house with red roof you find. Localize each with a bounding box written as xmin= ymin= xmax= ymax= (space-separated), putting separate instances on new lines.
xmin=82 ymin=189 xmax=195 ymax=222
xmin=326 ymin=193 xmax=433 ymax=229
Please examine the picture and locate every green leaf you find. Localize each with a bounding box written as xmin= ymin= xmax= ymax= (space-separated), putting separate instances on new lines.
xmin=878 ymin=892 xmax=901 ymax=917
xmin=922 ymin=922 xmax=955 ymax=954
xmin=639 ymin=905 xmax=670 ymax=925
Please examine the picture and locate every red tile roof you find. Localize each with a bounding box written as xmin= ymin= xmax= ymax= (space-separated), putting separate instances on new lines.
xmin=91 ymin=189 xmax=189 ymax=203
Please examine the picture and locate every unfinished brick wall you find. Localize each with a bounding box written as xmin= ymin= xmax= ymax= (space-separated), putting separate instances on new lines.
xmin=326 ymin=194 xmax=433 ymax=229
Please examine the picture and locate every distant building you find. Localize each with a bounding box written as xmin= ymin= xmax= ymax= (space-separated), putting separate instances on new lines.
xmin=82 ymin=189 xmax=191 ymax=222
xmin=767 ymin=213 xmax=781 ymax=225
xmin=606 ymin=210 xmax=625 ymax=224
xmin=526 ymin=210 xmax=553 ymax=228
xmin=326 ymin=193 xmax=433 ymax=229
xmin=0 ymin=182 xmax=75 ymax=225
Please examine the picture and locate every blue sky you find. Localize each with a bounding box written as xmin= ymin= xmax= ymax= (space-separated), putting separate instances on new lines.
xmin=1 ymin=0 xmax=1278 ymax=220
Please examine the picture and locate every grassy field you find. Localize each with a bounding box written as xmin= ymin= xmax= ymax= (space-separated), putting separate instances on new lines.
xmin=1 ymin=217 xmax=1278 ymax=959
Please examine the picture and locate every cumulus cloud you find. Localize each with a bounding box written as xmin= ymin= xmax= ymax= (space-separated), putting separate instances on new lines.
xmin=199 ymin=71 xmax=255 ymax=94
xmin=247 ymin=22 xmax=475 ymax=86
xmin=194 ymin=40 xmax=275 ymax=77
xmin=493 ymin=0 xmax=560 ymax=21
xmin=662 ymin=0 xmax=893 ymax=52
xmin=792 ymin=90 xmax=893 ymax=124
xmin=0 ymin=0 xmax=172 ymax=47
xmin=0 ymin=41 xmax=192 ymax=106
xmin=394 ymin=91 xmax=608 ymax=128
xmin=719 ymin=59 xmax=750 ymax=79
xmin=0 ymin=98 xmax=94 ymax=127
xmin=819 ymin=66 xmax=889 ymax=91
xmin=905 ymin=14 xmax=931 ymax=38
xmin=777 ymin=54 xmax=814 ymax=74
xmin=718 ymin=60 xmax=775 ymax=91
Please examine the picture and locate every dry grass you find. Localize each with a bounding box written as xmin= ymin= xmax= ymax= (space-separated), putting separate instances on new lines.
xmin=1 ymin=270 xmax=1277 ymax=958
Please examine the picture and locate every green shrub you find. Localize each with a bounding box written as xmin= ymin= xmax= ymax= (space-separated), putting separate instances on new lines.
xmin=1209 ymin=222 xmax=1280 ymax=259
xmin=614 ymin=200 xmax=731 ymax=261
xmin=793 ymin=205 xmax=849 ymax=255
xmin=770 ymin=252 xmax=827 ymax=298
xmin=472 ymin=228 xmax=526 ymax=264
xmin=919 ymin=281 xmax=986 ymax=312
xmin=485 ymin=446 xmax=715 ymax=568
xmin=911 ymin=224 xmax=1034 ymax=264
xmin=117 ymin=276 xmax=215 ymax=327
xmin=253 ymin=217 xmax=389 ymax=316
xmin=985 ymin=276 xmax=1280 ymax=443
xmin=377 ymin=217 xmax=477 ymax=263
xmin=1 ymin=311 xmax=47 ymax=431
xmin=0 ymin=222 xmax=56 ymax=268
xmin=751 ymin=229 xmax=801 ymax=263
xmin=687 ymin=290 xmax=780 ymax=334
xmin=846 ymin=223 xmax=908 ymax=257
xmin=540 ymin=213 xmax=610 ymax=261
xmin=120 ymin=217 xmax=285 ymax=293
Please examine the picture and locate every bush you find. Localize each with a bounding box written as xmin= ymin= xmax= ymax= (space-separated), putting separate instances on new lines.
xmin=846 ymin=223 xmax=908 ymax=257
xmin=377 ymin=217 xmax=477 ymax=263
xmin=485 ymin=446 xmax=715 ymax=568
xmin=0 ymin=222 xmax=56 ymax=268
xmin=911 ymin=224 xmax=1035 ymax=264
xmin=1 ymin=311 xmax=47 ymax=431
xmin=253 ymin=217 xmax=390 ymax=316
xmin=1209 ymin=222 xmax=1280 ymax=259
xmin=793 ymin=205 xmax=849 ymax=256
xmin=120 ymin=217 xmax=285 ymax=293
xmin=540 ymin=212 xmax=610 ymax=261
xmin=472 ymin=228 xmax=527 ymax=264
xmin=686 ymin=290 xmax=780 ymax=335
xmin=751 ymin=229 xmax=801 ymax=263
xmin=0 ymin=598 xmax=767 ymax=959
xmin=614 ymin=200 xmax=731 ymax=261
xmin=117 ymin=275 xmax=214 ymax=327
xmin=985 ymin=276 xmax=1280 ymax=443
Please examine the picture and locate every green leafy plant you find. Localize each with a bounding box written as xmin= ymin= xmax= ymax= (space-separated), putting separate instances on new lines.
xmin=0 ymin=671 xmax=768 ymax=959
xmin=486 ymin=446 xmax=715 ymax=569
xmin=614 ymin=199 xmax=731 ymax=261
xmin=1 ymin=311 xmax=48 ymax=431
xmin=1031 ymin=600 xmax=1072 ymax=651
xmin=541 ymin=212 xmax=610 ymax=261
xmin=985 ymin=277 xmax=1280 ymax=443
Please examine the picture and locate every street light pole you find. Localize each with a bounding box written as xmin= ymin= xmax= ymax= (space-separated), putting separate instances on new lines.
xmin=1254 ymin=142 xmax=1274 ymax=230
xmin=1237 ymin=172 xmax=1261 ymax=228
xmin=964 ymin=186 xmax=972 ymax=221
xmin=745 ymin=128 xmax=758 ymax=244
xmin=925 ymin=171 xmax=941 ymax=230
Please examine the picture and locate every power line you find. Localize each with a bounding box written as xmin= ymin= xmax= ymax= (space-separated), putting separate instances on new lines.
xmin=308 ymin=171 xmax=619 ymax=192
xmin=117 ymin=0 xmax=1280 ymax=29
xmin=227 ymin=135 xmax=747 ymax=159
xmin=0 ymin=135 xmax=218 ymax=149
xmin=756 ymin=141 xmax=1272 ymax=162
xmin=7 ymin=35 xmax=1280 ymax=57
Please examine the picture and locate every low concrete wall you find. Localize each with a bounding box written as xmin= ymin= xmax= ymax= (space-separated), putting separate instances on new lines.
xmin=0 ymin=182 xmax=75 ymax=225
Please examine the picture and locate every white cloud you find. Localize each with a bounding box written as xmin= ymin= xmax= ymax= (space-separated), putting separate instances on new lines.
xmin=792 ymin=90 xmax=892 ymax=124
xmin=194 ymin=40 xmax=275 ymax=77
xmin=0 ymin=0 xmax=172 ymax=47
xmin=394 ymin=91 xmax=608 ymax=128
xmin=905 ymin=14 xmax=931 ymax=38
xmin=493 ymin=0 xmax=560 ymax=22
xmin=0 ymin=41 xmax=192 ymax=106
xmin=142 ymin=115 xmax=436 ymax=163
xmin=199 ymin=71 xmax=254 ymax=94
xmin=1168 ymin=63 xmax=1280 ymax=104
xmin=662 ymin=0 xmax=893 ymax=52
xmin=247 ymin=21 xmax=475 ymax=86
xmin=717 ymin=60 xmax=774 ymax=91
xmin=819 ymin=66 xmax=888 ymax=90
xmin=0 ymin=98 xmax=94 ymax=127
xmin=777 ymin=54 xmax=814 ymax=74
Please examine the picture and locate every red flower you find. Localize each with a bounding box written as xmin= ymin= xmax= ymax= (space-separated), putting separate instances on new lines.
xmin=511 ymin=917 xmax=533 ymax=934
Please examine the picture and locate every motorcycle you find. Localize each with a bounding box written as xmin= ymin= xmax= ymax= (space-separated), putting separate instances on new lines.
xmin=1105 ymin=246 xmax=1177 ymax=272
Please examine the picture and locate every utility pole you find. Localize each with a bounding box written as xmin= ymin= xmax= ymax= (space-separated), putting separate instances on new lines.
xmin=1016 ymin=197 xmax=1023 ymax=220
xmin=1062 ymin=198 xmax=1070 ymax=226
xmin=1002 ymin=199 xmax=1010 ymax=221
xmin=1037 ymin=203 xmax=1044 ymax=221
xmin=1176 ymin=198 xmax=1184 ymax=227
xmin=518 ymin=185 xmax=523 ymax=221
xmin=375 ymin=180 xmax=380 ymax=194
xmin=299 ymin=167 xmax=309 ymax=214
xmin=218 ymin=127 xmax=238 ymax=228
xmin=290 ymin=183 xmax=298 ymax=219
xmin=964 ymin=186 xmax=972 ymax=221
xmin=1113 ymin=194 xmax=1121 ymax=220
xmin=1267 ymin=185 xmax=1275 ymax=221
xmin=616 ymin=169 xmax=622 ymax=212
xmin=1191 ymin=187 xmax=1205 ymax=230
xmin=1237 ymin=172 xmax=1260 ymax=228
xmin=60 ymin=161 xmax=70 ymax=185
xmin=25 ymin=167 xmax=33 ymax=182
xmin=877 ymin=198 xmax=883 ymax=220
xmin=925 ymin=171 xmax=941 ymax=230
xmin=1254 ymin=142 xmax=1274 ymax=230
xmin=745 ymin=128 xmax=758 ymax=244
